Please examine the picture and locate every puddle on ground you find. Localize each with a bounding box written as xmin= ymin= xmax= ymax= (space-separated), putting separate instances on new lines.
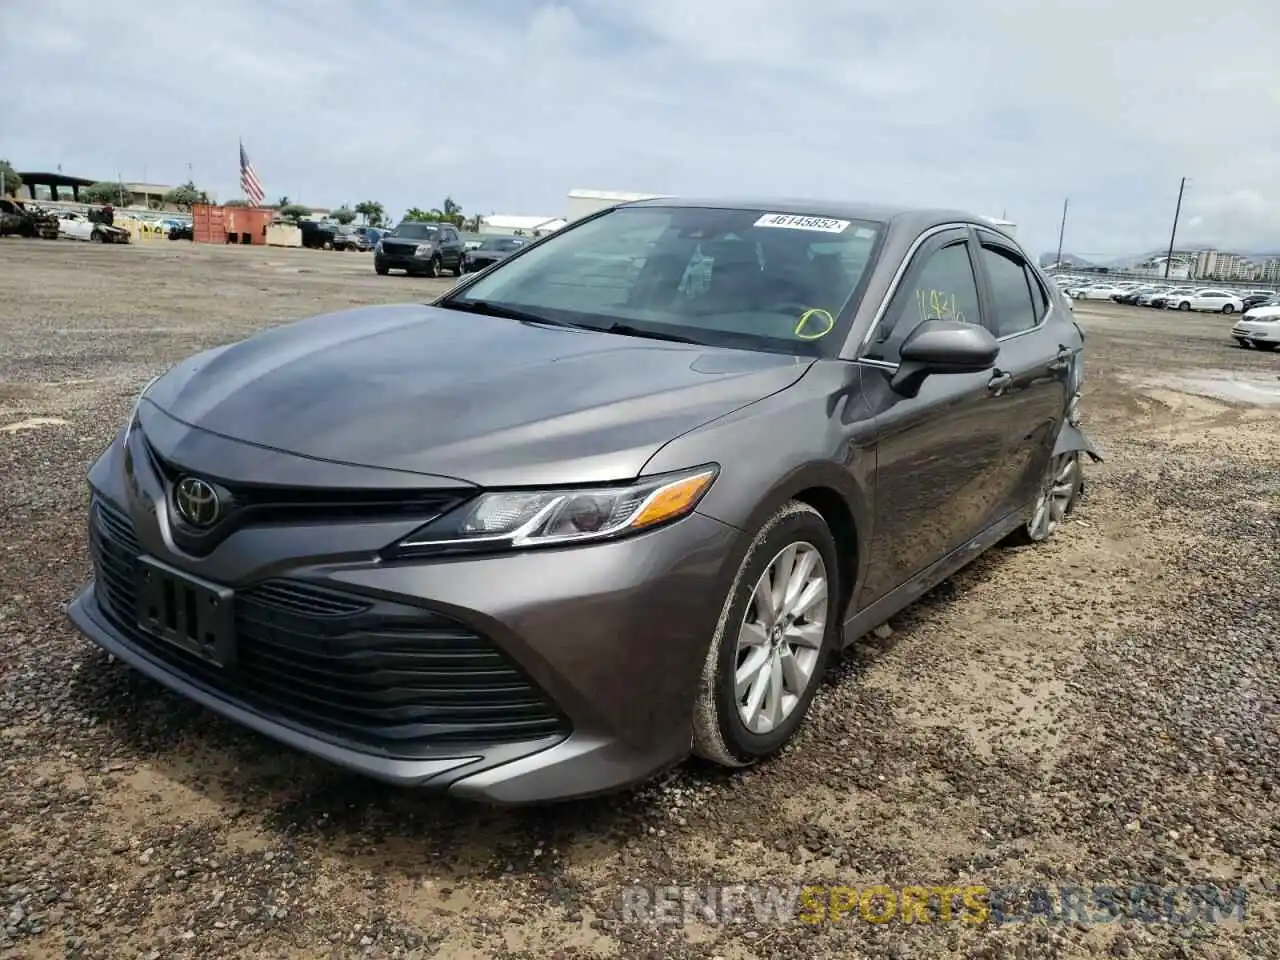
xmin=1141 ymin=370 xmax=1280 ymax=406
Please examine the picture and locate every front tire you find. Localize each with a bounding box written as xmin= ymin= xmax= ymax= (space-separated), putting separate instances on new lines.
xmin=452 ymin=257 xmax=465 ymax=277
xmin=424 ymin=256 xmax=441 ymax=278
xmin=375 ymin=262 xmax=389 ymax=276
xmin=1256 ymin=342 xmax=1278 ymax=352
xmin=692 ymin=502 xmax=839 ymax=768
xmin=1222 ymin=304 xmax=1235 ymax=314
xmin=90 ymin=229 xmax=102 ymax=242
xmin=1178 ymin=301 xmax=1191 ymax=311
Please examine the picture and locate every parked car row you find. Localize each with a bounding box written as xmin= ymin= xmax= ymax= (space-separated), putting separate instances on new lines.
xmin=1053 ymin=276 xmax=1278 ymax=315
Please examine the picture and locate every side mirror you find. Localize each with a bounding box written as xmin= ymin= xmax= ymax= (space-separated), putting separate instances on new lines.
xmin=889 ymin=319 xmax=999 ymax=398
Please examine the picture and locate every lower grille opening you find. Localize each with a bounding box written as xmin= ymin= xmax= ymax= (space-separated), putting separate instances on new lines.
xmin=87 ymin=498 xmax=569 ymax=756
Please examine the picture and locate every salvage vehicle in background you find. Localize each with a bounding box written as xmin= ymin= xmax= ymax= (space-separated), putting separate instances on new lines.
xmin=0 ymin=198 xmax=60 ymax=239
xmin=1073 ymin=283 xmax=1124 ymax=301
xmin=58 ymin=211 xmax=130 ymax=243
xmin=68 ymin=198 xmax=1101 ymax=805
xmin=373 ymin=221 xmax=466 ymax=277
xmin=1149 ymin=287 xmax=1196 ymax=309
xmin=1232 ymin=295 xmax=1280 ymax=350
xmin=298 ymin=220 xmax=340 ymax=249
xmin=331 ymin=225 xmax=365 ymax=251
xmin=460 ymin=235 xmax=530 ymax=273
xmin=1239 ymin=291 xmax=1276 ymax=313
xmin=1165 ymin=289 xmax=1244 ymax=314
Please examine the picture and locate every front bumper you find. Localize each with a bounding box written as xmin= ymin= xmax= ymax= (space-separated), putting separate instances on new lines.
xmin=66 ymin=424 xmax=740 ymax=804
xmin=1232 ymin=322 xmax=1280 ymax=343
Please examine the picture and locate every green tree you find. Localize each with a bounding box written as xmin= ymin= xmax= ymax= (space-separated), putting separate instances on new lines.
xmin=0 ymin=160 xmax=22 ymax=197
xmin=276 ymin=195 xmax=290 ymax=208
xmin=332 ymin=205 xmax=356 ymax=225
xmin=404 ymin=198 xmax=465 ymax=227
xmin=162 ymin=181 xmax=210 ymax=210
xmin=81 ymin=181 xmax=130 ymax=205
xmin=223 ymin=198 xmax=250 ymax=207
xmin=279 ymin=203 xmax=312 ymax=222
xmin=355 ymin=200 xmax=385 ymax=227
xmin=463 ymin=213 xmax=484 ymax=232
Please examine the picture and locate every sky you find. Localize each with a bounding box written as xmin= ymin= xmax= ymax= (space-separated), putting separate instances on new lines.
xmin=2 ymin=0 xmax=1278 ymax=260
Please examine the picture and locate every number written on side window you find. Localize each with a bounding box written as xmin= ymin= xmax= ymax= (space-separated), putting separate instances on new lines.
xmin=866 ymin=241 xmax=981 ymax=362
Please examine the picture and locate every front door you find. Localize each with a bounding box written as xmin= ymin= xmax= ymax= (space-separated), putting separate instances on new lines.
xmin=971 ymin=231 xmax=1071 ymax=519
xmin=856 ymin=229 xmax=1010 ymax=606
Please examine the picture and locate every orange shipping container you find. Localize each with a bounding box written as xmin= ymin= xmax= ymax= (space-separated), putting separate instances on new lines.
xmin=191 ymin=204 xmax=273 ymax=245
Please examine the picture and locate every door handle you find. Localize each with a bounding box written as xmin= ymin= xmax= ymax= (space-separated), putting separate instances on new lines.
xmin=987 ymin=370 xmax=1013 ymax=393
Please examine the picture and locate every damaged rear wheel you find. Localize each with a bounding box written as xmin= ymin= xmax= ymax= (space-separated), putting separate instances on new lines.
xmin=1010 ymin=451 xmax=1082 ymax=544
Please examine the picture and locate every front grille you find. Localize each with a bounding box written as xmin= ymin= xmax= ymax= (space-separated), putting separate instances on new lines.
xmin=379 ymin=241 xmax=419 ymax=256
xmin=143 ymin=440 xmax=467 ymax=526
xmin=87 ymin=498 xmax=568 ymax=755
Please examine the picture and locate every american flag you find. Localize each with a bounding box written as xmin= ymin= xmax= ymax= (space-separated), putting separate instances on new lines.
xmin=239 ymin=140 xmax=265 ymax=206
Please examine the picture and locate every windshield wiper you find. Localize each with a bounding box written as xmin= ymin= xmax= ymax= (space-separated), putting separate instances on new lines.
xmin=601 ymin=322 xmax=701 ymax=345
xmin=439 ymin=299 xmax=587 ymax=330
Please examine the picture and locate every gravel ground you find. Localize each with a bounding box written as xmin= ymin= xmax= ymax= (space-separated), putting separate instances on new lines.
xmin=1 ymin=239 xmax=1277 ymax=959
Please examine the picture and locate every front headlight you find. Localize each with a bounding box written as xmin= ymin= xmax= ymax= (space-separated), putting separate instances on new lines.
xmin=414 ymin=243 xmax=434 ymax=256
xmin=391 ymin=466 xmax=718 ymax=555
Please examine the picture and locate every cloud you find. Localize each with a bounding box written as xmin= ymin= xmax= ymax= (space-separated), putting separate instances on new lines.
xmin=1 ymin=0 xmax=1276 ymax=257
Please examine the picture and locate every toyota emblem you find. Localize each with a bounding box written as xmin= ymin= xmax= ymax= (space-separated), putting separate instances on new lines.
xmin=174 ymin=477 xmax=221 ymax=528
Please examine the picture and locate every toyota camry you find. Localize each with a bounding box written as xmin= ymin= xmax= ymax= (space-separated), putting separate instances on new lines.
xmin=69 ymin=198 xmax=1101 ymax=805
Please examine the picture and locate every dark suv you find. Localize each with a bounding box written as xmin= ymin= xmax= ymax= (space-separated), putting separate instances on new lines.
xmin=374 ymin=222 xmax=466 ymax=277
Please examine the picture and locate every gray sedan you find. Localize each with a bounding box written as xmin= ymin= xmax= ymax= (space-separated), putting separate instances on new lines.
xmin=68 ymin=198 xmax=1100 ymax=804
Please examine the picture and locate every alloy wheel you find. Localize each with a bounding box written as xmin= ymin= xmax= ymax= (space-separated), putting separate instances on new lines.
xmin=733 ymin=542 xmax=828 ymax=734
xmin=1027 ymin=452 xmax=1080 ymax=541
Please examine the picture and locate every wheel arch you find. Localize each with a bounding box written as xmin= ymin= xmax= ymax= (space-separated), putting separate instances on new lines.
xmin=702 ymin=461 xmax=870 ymax=623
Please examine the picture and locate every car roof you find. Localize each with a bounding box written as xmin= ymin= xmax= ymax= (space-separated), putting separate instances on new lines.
xmin=623 ymin=196 xmax=999 ymax=233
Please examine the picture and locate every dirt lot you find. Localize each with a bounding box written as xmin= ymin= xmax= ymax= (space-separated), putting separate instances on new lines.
xmin=1 ymin=240 xmax=1277 ymax=959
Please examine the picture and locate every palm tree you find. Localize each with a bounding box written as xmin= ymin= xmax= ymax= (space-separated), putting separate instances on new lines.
xmin=355 ymin=200 xmax=386 ymax=227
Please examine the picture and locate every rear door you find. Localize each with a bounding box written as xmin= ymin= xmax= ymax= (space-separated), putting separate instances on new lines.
xmin=440 ymin=227 xmax=465 ymax=268
xmin=856 ymin=228 xmax=1011 ymax=606
xmin=972 ymin=229 xmax=1070 ymax=519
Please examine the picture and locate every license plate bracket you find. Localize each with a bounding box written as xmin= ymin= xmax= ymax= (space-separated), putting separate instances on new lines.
xmin=136 ymin=556 xmax=236 ymax=667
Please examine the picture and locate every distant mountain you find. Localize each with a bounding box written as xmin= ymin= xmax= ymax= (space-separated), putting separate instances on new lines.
xmin=1039 ymin=253 xmax=1093 ymax=268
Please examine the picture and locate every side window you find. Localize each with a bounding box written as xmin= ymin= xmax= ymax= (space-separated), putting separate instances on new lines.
xmin=866 ymin=241 xmax=981 ymax=363
xmin=1026 ymin=265 xmax=1049 ymax=313
xmin=980 ymin=245 xmax=1039 ymax=337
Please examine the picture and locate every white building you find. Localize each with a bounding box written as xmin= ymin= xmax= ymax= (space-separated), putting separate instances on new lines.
xmin=479 ymin=214 xmax=566 ymax=237
xmin=566 ymin=189 xmax=668 ymax=223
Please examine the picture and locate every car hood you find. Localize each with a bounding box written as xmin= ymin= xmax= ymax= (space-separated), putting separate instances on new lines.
xmin=145 ymin=303 xmax=812 ymax=487
xmin=470 ymin=248 xmax=517 ymax=259
xmin=1243 ymin=307 xmax=1280 ymax=320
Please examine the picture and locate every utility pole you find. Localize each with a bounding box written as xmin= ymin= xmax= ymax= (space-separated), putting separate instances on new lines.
xmin=1054 ymin=197 xmax=1069 ymax=271
xmin=1164 ymin=177 xmax=1187 ymax=280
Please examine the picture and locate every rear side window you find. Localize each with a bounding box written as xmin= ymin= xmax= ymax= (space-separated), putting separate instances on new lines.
xmin=980 ymin=245 xmax=1041 ymax=337
xmin=866 ymin=240 xmax=982 ymax=363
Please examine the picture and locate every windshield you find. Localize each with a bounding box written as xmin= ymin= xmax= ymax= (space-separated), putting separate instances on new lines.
xmin=479 ymin=237 xmax=526 ymax=252
xmin=446 ymin=206 xmax=884 ymax=356
xmin=392 ymin=223 xmax=440 ymax=240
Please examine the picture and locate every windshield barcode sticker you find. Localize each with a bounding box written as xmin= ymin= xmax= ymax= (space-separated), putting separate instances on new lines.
xmin=754 ymin=214 xmax=851 ymax=233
